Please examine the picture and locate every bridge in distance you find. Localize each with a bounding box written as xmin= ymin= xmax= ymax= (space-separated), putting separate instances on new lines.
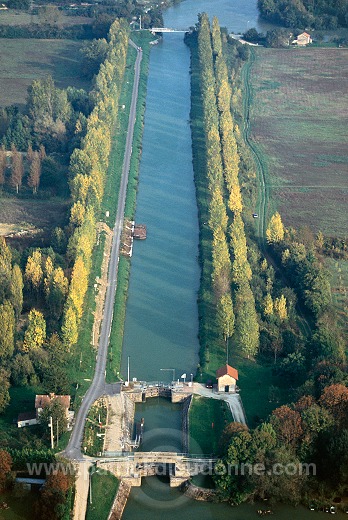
xmin=150 ymin=27 xmax=190 ymax=33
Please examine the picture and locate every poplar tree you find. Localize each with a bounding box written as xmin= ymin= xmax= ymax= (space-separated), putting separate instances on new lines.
xmin=0 ymin=146 xmax=6 ymax=188
xmin=25 ymin=250 xmax=43 ymax=293
xmin=235 ymin=283 xmax=259 ymax=358
xmin=266 ymin=212 xmax=285 ymax=244
xmin=217 ymin=293 xmax=235 ymax=342
xmin=0 ymin=301 xmax=15 ymax=358
xmin=23 ymin=309 xmax=46 ymax=352
xmin=10 ymin=264 xmax=23 ymax=319
xmin=10 ymin=144 xmax=23 ymax=193
xmin=27 ymin=152 xmax=41 ymax=194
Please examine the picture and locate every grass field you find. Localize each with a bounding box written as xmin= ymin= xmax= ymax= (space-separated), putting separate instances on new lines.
xmin=0 ymin=38 xmax=89 ymax=107
xmin=85 ymin=471 xmax=119 ymax=520
xmin=249 ymin=48 xmax=348 ymax=237
xmin=325 ymin=256 xmax=348 ymax=338
xmin=189 ymin=396 xmax=232 ymax=455
xmin=0 ymin=10 xmax=91 ymax=26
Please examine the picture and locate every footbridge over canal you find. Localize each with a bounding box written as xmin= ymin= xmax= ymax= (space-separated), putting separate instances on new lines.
xmin=96 ymin=451 xmax=217 ymax=487
xmin=150 ymin=27 xmax=190 ymax=33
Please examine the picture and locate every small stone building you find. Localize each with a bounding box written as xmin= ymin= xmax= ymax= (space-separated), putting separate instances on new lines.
xmin=216 ymin=364 xmax=238 ymax=393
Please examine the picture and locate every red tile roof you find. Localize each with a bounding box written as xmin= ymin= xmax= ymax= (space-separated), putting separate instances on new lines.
xmin=35 ymin=394 xmax=70 ymax=410
xmin=216 ymin=364 xmax=238 ymax=380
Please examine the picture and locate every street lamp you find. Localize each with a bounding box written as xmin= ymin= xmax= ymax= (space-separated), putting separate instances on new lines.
xmin=160 ymin=368 xmax=175 ymax=383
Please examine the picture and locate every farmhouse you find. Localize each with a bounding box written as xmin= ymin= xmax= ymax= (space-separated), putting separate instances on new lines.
xmin=292 ymin=32 xmax=312 ymax=46
xmin=216 ymin=364 xmax=238 ymax=393
xmin=17 ymin=393 xmax=74 ymax=428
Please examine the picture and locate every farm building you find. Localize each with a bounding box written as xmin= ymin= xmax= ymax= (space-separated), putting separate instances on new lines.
xmin=292 ymin=32 xmax=312 ymax=46
xmin=216 ymin=364 xmax=238 ymax=393
xmin=18 ymin=393 xmax=74 ymax=428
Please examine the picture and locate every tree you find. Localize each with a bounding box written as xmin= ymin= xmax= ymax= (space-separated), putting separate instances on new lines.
xmin=235 ymin=283 xmax=259 ymax=358
xmin=0 ymin=145 xmax=6 ymax=188
xmin=61 ymin=305 xmax=78 ymax=349
xmin=0 ymin=300 xmax=15 ymax=359
xmin=22 ymin=309 xmax=46 ymax=352
xmin=319 ymin=384 xmax=348 ymax=425
xmin=263 ymin=293 xmax=274 ymax=316
xmin=25 ymin=250 xmax=43 ymax=294
xmin=274 ymin=294 xmax=287 ymax=320
xmin=217 ymin=292 xmax=235 ymax=342
xmin=26 ymin=143 xmax=34 ymax=163
xmin=0 ymin=449 xmax=12 ymax=491
xmin=39 ymin=399 xmax=68 ymax=441
xmin=10 ymin=144 xmax=23 ymax=193
xmin=0 ymin=368 xmax=10 ymax=413
xmin=45 ymin=267 xmax=68 ymax=319
xmin=11 ymin=264 xmax=23 ymax=318
xmin=36 ymin=468 xmax=74 ymax=520
xmin=11 ymin=353 xmax=35 ymax=386
xmin=27 ymin=152 xmax=41 ymax=194
xmin=271 ymin=406 xmax=303 ymax=446
xmin=266 ymin=212 xmax=284 ymax=244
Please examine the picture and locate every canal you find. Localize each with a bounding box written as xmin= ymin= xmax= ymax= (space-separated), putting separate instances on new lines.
xmin=121 ymin=0 xmax=344 ymax=518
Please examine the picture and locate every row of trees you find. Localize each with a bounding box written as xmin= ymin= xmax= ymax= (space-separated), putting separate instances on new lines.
xmin=197 ymin=14 xmax=259 ymax=359
xmin=258 ymin=0 xmax=348 ymax=29
xmin=0 ymin=20 xmax=129 ymax=423
xmin=0 ymin=144 xmax=45 ymax=193
xmin=61 ymin=18 xmax=129 ymax=350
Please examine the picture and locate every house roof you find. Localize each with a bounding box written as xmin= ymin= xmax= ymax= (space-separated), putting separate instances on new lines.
xmin=35 ymin=394 xmax=70 ymax=410
xmin=298 ymin=32 xmax=311 ymax=39
xmin=17 ymin=411 xmax=37 ymax=422
xmin=216 ymin=364 xmax=238 ymax=380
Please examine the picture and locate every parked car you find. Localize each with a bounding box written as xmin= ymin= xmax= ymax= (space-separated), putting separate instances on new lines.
xmin=252 ymin=213 xmax=258 ymax=218
xmin=206 ymin=380 xmax=213 ymax=388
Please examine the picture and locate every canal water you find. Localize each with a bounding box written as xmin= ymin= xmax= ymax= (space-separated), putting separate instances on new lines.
xmin=121 ymin=0 xmax=345 ymax=518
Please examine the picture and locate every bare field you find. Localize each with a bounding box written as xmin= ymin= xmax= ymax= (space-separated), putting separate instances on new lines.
xmin=0 ymin=195 xmax=69 ymax=238
xmin=0 ymin=38 xmax=89 ymax=106
xmin=250 ymin=48 xmax=348 ymax=237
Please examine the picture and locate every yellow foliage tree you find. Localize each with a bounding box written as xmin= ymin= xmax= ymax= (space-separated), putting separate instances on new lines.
xmin=274 ymin=295 xmax=288 ymax=320
xmin=266 ymin=212 xmax=285 ymax=244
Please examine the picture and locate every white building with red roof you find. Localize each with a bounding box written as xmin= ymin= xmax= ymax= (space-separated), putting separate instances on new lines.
xmin=216 ymin=364 xmax=239 ymax=393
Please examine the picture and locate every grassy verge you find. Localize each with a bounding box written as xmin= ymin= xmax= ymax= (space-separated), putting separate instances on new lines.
xmin=105 ymin=31 xmax=153 ymax=383
xmin=189 ymin=396 xmax=232 ymax=455
xmin=85 ymin=470 xmax=119 ymax=520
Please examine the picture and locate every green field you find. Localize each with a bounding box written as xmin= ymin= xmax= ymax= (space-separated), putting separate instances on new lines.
xmin=0 ymin=38 xmax=89 ymax=107
xmin=249 ymin=48 xmax=348 ymax=238
xmin=85 ymin=471 xmax=119 ymax=520
xmin=0 ymin=10 xmax=91 ymax=26
xmin=189 ymin=396 xmax=232 ymax=455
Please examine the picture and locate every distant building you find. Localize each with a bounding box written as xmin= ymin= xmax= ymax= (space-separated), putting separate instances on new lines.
xmin=292 ymin=32 xmax=312 ymax=46
xmin=216 ymin=364 xmax=239 ymax=393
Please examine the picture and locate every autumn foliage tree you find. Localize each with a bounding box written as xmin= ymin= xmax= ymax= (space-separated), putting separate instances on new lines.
xmin=27 ymin=151 xmax=41 ymax=193
xmin=0 ymin=449 xmax=12 ymax=490
xmin=271 ymin=405 xmax=303 ymax=447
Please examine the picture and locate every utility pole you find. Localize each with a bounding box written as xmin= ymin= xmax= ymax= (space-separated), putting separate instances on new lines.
xmin=49 ymin=416 xmax=54 ymax=449
xmin=139 ymin=15 xmax=142 ymax=30
xmin=127 ymin=356 xmax=130 ymax=386
xmin=56 ymin=418 xmax=59 ymax=446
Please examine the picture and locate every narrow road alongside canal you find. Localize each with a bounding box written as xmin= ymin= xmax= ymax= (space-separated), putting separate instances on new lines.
xmin=65 ymin=41 xmax=142 ymax=460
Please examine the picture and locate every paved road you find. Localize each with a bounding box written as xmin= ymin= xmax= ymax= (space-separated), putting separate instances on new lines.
xmin=192 ymin=384 xmax=247 ymax=425
xmin=64 ymin=40 xmax=142 ymax=461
